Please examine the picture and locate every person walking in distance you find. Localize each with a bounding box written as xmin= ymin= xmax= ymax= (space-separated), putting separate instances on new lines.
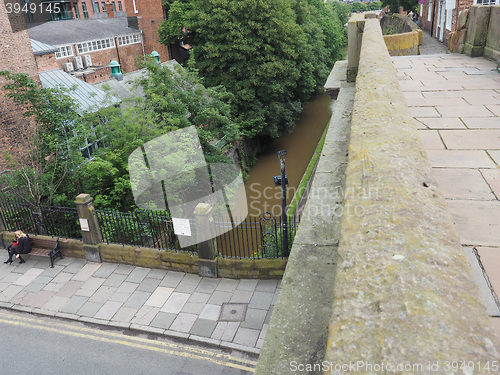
xmin=4 ymin=231 xmax=32 ymax=264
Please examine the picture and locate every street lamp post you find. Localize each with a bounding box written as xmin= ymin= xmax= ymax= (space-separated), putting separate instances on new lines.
xmin=273 ymin=150 xmax=288 ymax=255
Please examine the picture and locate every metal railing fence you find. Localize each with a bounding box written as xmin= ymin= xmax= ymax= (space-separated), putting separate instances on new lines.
xmin=0 ymin=199 xmax=81 ymax=239
xmin=0 ymin=199 xmax=300 ymax=258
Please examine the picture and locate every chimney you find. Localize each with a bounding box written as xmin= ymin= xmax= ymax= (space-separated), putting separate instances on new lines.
xmin=109 ymin=60 xmax=123 ymax=81
xmin=105 ymin=2 xmax=114 ymax=17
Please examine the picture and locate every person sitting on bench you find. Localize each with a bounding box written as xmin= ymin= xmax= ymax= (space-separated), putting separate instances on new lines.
xmin=4 ymin=231 xmax=32 ymax=264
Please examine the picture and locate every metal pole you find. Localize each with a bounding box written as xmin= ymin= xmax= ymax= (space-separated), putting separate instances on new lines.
xmin=280 ymin=159 xmax=288 ymax=254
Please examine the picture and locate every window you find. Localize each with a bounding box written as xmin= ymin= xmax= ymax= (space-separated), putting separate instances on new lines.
xmin=117 ymin=1 xmax=122 ymax=11
xmin=73 ymin=4 xmax=80 ymax=18
xmin=446 ymin=9 xmax=452 ymax=30
xmin=79 ymin=122 xmax=106 ymax=159
xmin=55 ymin=44 xmax=74 ymax=59
xmin=428 ymin=0 xmax=432 ymax=22
xmin=82 ymin=2 xmax=88 ymax=18
xmin=474 ymin=0 xmax=498 ymax=4
xmin=102 ymin=2 xmax=106 ymax=12
xmin=93 ymin=2 xmax=99 ymax=12
xmin=111 ymin=2 xmax=115 ymax=11
xmin=76 ymin=38 xmax=115 ymax=53
xmin=117 ymin=34 xmax=142 ymax=46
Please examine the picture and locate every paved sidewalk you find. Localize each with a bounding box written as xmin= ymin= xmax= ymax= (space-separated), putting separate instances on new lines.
xmin=393 ymin=32 xmax=500 ymax=336
xmin=0 ymin=257 xmax=278 ymax=355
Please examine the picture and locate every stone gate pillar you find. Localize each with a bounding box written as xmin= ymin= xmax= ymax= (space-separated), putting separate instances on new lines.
xmin=74 ymin=193 xmax=102 ymax=263
xmin=195 ymin=203 xmax=218 ymax=278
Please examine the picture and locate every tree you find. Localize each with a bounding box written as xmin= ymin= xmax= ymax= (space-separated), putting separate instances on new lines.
xmin=381 ymin=0 xmax=418 ymax=13
xmin=368 ymin=1 xmax=383 ymax=10
xmin=351 ymin=2 xmax=368 ymax=13
xmin=0 ymin=71 xmax=83 ymax=207
xmin=81 ymin=60 xmax=240 ymax=211
xmin=159 ymin=0 xmax=347 ymax=139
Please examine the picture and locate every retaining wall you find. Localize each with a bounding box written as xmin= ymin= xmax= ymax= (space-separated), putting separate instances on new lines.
xmin=1 ymin=232 xmax=287 ymax=279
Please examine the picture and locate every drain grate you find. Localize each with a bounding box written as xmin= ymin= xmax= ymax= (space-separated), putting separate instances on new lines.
xmin=218 ymin=303 xmax=248 ymax=322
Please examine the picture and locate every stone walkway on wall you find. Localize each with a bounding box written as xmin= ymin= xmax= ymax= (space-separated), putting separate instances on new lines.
xmin=393 ymin=32 xmax=500 ymax=337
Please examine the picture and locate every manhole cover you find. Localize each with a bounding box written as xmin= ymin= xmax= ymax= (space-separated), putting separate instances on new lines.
xmin=218 ymin=303 xmax=248 ymax=322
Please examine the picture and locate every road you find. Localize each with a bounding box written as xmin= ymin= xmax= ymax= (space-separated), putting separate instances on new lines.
xmin=0 ymin=309 xmax=256 ymax=375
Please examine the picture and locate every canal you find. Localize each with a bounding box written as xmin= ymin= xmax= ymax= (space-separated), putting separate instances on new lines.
xmin=216 ymin=91 xmax=333 ymax=258
xmin=244 ymin=91 xmax=333 ymax=217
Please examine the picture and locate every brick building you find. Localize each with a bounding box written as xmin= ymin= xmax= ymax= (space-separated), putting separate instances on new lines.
xmin=2 ymin=0 xmax=174 ymax=169
xmin=122 ymin=0 xmax=171 ymax=62
xmin=418 ymin=0 xmax=498 ymax=45
xmin=27 ymin=16 xmax=146 ymax=83
xmin=18 ymin=0 xmax=127 ymax=23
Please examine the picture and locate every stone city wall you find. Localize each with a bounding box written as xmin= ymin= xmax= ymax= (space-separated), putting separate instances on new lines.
xmin=324 ymin=17 xmax=500 ymax=369
xmin=380 ymin=14 xmax=422 ymax=56
xmin=256 ymin=15 xmax=500 ymax=374
xmin=463 ymin=5 xmax=500 ymax=60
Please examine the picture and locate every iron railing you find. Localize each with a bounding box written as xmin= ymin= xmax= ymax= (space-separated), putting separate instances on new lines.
xmin=0 ymin=200 xmax=300 ymax=258
xmin=213 ymin=214 xmax=299 ymax=259
xmin=0 ymin=199 xmax=81 ymax=239
xmin=96 ymin=209 xmax=197 ymax=253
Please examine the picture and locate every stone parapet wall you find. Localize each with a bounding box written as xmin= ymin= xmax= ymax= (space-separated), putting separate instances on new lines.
xmin=324 ymin=18 xmax=500 ymax=368
xmin=485 ymin=5 xmax=500 ymax=61
xmin=383 ymin=30 xmax=421 ymax=56
xmin=463 ymin=5 xmax=500 ymax=60
xmin=380 ymin=14 xmax=422 ymax=56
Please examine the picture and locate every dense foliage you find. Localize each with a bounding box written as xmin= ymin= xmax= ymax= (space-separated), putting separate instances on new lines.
xmin=380 ymin=0 xmax=417 ymax=13
xmin=159 ymin=0 xmax=347 ymax=138
xmin=0 ymin=70 xmax=83 ymax=207
xmin=1 ymin=62 xmax=239 ymax=210
xmin=79 ymin=61 xmax=240 ymax=210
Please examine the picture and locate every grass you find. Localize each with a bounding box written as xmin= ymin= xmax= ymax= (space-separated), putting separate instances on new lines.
xmin=287 ymin=120 xmax=330 ymax=217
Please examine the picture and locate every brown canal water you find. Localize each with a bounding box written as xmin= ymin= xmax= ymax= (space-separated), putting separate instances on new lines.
xmin=215 ymin=91 xmax=333 ymax=258
xmin=244 ymin=91 xmax=333 ymax=217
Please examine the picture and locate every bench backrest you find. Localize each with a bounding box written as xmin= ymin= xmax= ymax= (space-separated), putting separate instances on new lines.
xmin=31 ymin=238 xmax=58 ymax=249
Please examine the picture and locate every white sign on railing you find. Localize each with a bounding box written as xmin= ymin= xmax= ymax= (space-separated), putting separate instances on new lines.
xmin=172 ymin=218 xmax=191 ymax=236
xmin=79 ymin=218 xmax=90 ymax=232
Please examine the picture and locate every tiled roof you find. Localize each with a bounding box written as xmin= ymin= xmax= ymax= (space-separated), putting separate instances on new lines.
xmin=93 ymin=61 xmax=180 ymax=102
xmin=30 ymin=39 xmax=58 ymax=56
xmin=39 ymin=69 xmax=119 ymax=114
xmin=27 ymin=18 xmax=140 ymax=46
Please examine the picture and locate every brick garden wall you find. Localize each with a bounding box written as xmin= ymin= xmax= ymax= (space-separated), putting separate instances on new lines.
xmin=0 ymin=1 xmax=39 ymax=170
xmin=34 ymin=53 xmax=59 ymax=72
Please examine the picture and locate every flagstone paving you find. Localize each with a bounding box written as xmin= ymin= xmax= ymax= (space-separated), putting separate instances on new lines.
xmin=394 ymin=33 xmax=500 ymax=338
xmin=0 ymin=257 xmax=278 ymax=354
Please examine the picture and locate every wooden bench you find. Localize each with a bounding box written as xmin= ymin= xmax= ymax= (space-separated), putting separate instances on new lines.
xmin=29 ymin=237 xmax=62 ymax=268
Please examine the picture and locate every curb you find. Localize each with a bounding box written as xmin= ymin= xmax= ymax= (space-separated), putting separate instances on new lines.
xmin=0 ymin=304 xmax=261 ymax=357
